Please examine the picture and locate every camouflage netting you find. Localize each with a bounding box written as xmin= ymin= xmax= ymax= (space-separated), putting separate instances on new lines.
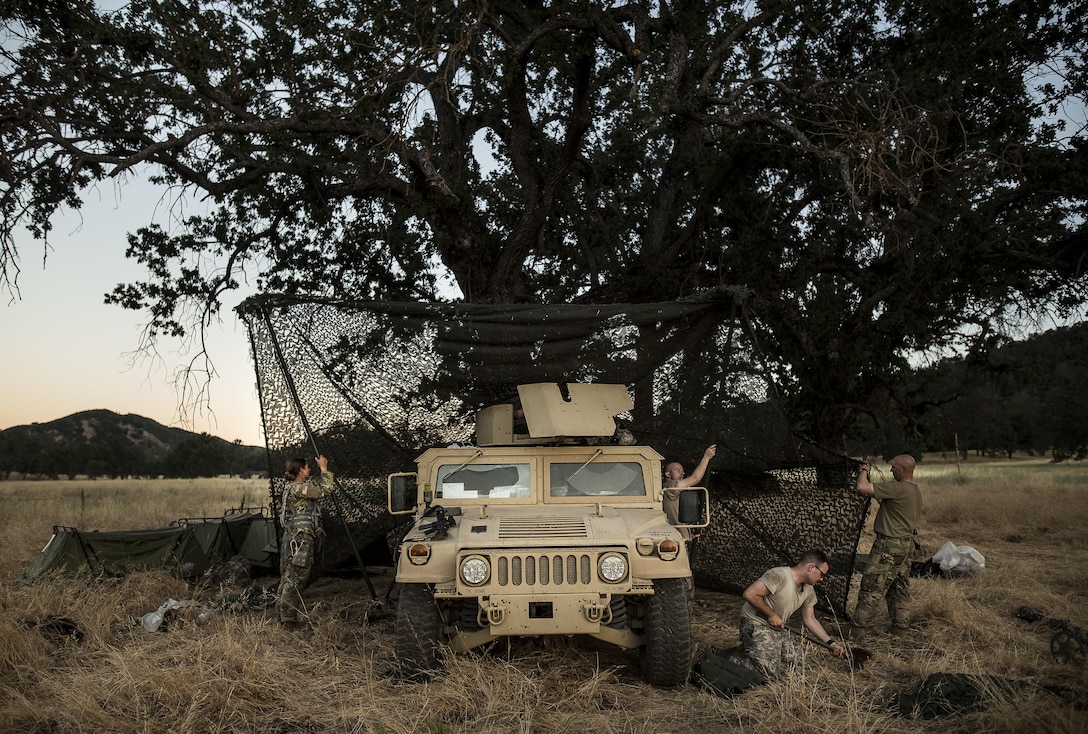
xmin=238 ymin=295 xmax=869 ymax=613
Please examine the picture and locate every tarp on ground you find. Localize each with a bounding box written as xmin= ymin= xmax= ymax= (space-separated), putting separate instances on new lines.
xmin=175 ymin=511 xmax=279 ymax=570
xmin=237 ymin=516 xmax=279 ymax=569
xmin=20 ymin=525 xmax=210 ymax=582
xmin=20 ymin=511 xmax=278 ymax=582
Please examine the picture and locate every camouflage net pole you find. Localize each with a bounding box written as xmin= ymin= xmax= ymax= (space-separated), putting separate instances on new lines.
xmin=238 ymin=296 xmax=869 ymax=614
xmin=258 ymin=305 xmax=379 ymax=600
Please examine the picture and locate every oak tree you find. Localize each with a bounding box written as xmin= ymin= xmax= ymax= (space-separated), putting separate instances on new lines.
xmin=3 ymin=0 xmax=1085 ymax=446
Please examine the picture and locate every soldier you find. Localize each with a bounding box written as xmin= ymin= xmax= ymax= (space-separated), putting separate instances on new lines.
xmin=850 ymin=453 xmax=922 ymax=637
xmin=662 ymin=444 xmax=716 ymax=541
xmin=738 ymin=550 xmax=845 ymax=678
xmin=277 ymin=455 xmax=333 ymax=624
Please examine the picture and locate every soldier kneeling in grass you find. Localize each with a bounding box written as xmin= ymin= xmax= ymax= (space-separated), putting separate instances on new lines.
xmin=737 ymin=549 xmax=845 ymax=678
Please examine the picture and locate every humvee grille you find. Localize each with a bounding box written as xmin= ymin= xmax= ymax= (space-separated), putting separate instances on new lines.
xmin=495 ymin=553 xmax=593 ymax=586
xmin=497 ymin=517 xmax=588 ymax=538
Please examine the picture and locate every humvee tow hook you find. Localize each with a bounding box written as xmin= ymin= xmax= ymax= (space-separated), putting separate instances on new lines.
xmin=485 ymin=601 xmax=506 ymax=626
xmin=584 ymin=597 xmax=610 ymax=623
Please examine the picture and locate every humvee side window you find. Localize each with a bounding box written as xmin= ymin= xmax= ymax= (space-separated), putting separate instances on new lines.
xmin=438 ymin=463 xmax=531 ymax=499
xmin=549 ymin=461 xmax=647 ymax=497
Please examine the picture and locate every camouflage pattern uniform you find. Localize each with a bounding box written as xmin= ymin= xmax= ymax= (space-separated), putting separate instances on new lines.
xmin=738 ymin=618 xmax=806 ymax=678
xmin=277 ymin=470 xmax=333 ymax=622
xmin=853 ymin=478 xmax=922 ymax=631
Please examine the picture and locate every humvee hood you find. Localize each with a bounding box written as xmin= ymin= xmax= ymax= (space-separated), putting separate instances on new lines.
xmin=440 ymin=505 xmax=667 ymax=546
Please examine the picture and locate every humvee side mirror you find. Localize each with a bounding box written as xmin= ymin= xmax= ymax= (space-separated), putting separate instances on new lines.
xmin=677 ymin=487 xmax=710 ymax=527
xmin=388 ymin=473 xmax=418 ymax=514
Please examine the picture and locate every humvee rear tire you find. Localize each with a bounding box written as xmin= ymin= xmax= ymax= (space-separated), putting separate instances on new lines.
xmin=395 ymin=583 xmax=441 ymax=672
xmin=640 ymin=578 xmax=692 ymax=686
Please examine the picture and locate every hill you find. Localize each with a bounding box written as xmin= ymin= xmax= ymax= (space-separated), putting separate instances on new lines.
xmin=0 ymin=410 xmax=267 ymax=479
xmin=852 ymin=321 xmax=1088 ymax=460
xmin=12 ymin=410 xmax=198 ymax=460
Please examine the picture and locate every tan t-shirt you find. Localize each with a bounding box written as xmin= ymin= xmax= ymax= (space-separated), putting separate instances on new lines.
xmin=740 ymin=566 xmax=816 ymax=627
xmin=873 ymin=480 xmax=922 ymax=538
xmin=662 ymin=478 xmax=691 ymax=540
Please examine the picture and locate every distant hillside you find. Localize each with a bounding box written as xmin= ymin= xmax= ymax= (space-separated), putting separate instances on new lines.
xmin=13 ymin=410 xmax=199 ymax=461
xmin=853 ymin=321 xmax=1088 ymax=460
xmin=0 ymin=411 xmax=267 ymax=479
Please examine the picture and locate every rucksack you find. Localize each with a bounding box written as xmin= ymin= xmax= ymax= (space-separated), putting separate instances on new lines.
xmin=692 ymin=648 xmax=766 ymax=697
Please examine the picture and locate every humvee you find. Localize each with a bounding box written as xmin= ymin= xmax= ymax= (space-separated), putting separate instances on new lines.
xmin=387 ymin=382 xmax=709 ymax=686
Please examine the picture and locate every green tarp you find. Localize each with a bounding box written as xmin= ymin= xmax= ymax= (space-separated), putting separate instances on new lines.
xmin=178 ymin=512 xmax=278 ymax=570
xmin=20 ymin=511 xmax=277 ymax=583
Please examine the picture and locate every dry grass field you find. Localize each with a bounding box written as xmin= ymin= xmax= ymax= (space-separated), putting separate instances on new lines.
xmin=2 ymin=461 xmax=1088 ymax=733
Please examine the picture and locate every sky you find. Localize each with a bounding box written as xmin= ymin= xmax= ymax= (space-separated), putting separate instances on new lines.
xmin=1 ymin=180 xmax=266 ymax=446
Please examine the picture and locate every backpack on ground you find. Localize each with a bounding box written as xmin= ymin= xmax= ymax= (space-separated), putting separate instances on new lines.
xmin=692 ymin=647 xmax=765 ymax=697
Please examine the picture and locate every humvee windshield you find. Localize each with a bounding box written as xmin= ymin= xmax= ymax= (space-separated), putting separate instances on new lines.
xmin=437 ymin=463 xmax=531 ymax=499
xmin=549 ymin=461 xmax=647 ymax=497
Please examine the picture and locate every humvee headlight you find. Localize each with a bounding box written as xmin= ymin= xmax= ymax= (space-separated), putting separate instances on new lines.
xmin=460 ymin=555 xmax=490 ymax=586
xmin=598 ymin=553 xmax=628 ymax=583
xmin=657 ymin=539 xmax=679 ymax=561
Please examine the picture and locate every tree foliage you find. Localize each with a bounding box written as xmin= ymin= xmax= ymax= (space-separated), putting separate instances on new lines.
xmin=866 ymin=322 xmax=1088 ymax=462
xmin=2 ymin=0 xmax=1086 ymax=447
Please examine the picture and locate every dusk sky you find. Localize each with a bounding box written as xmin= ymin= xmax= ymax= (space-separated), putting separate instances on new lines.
xmin=1 ymin=179 xmax=265 ymax=446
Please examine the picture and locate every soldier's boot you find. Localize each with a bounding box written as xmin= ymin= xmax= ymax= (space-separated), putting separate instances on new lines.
xmin=847 ymin=624 xmax=868 ymax=640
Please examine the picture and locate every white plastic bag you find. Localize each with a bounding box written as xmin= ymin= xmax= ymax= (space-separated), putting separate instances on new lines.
xmin=137 ymin=599 xmax=209 ymax=632
xmin=930 ymin=541 xmax=985 ymax=575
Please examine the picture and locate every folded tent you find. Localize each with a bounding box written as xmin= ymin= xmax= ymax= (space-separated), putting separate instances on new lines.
xmin=19 ymin=511 xmax=277 ymax=583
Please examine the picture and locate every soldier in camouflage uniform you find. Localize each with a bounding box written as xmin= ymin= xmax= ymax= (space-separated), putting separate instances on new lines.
xmin=851 ymin=454 xmax=922 ymax=637
xmin=737 ymin=550 xmax=845 ymax=678
xmin=277 ymin=455 xmax=333 ymax=624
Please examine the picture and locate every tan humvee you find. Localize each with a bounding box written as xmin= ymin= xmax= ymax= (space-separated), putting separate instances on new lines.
xmin=387 ymin=382 xmax=709 ymax=686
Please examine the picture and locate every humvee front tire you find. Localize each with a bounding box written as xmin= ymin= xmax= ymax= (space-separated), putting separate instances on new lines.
xmin=395 ymin=583 xmax=441 ymax=672
xmin=640 ymin=578 xmax=692 ymax=686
